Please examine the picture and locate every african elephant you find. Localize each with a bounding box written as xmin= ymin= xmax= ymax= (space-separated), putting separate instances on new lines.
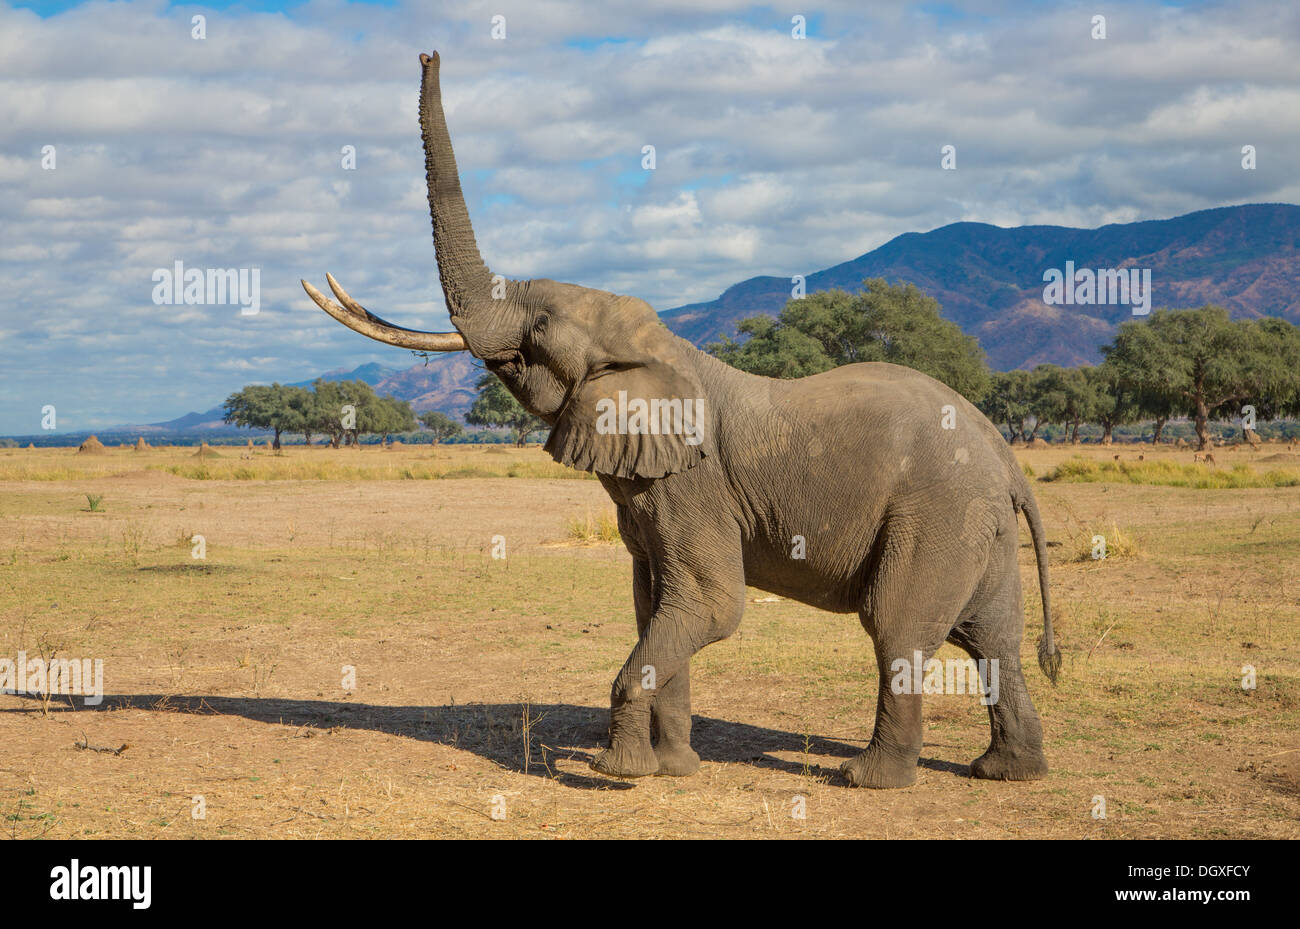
xmin=302 ymin=51 xmax=1060 ymax=788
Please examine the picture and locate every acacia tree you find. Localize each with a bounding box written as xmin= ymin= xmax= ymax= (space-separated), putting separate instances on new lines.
xmin=419 ymin=410 xmax=464 ymax=444
xmin=708 ymin=279 xmax=991 ymax=402
xmin=308 ymin=379 xmax=415 ymax=446
xmin=1015 ymin=366 xmax=1059 ymax=442
xmin=366 ymin=396 xmax=417 ymax=444
xmin=465 ymin=374 xmax=546 ymax=446
xmin=1084 ymin=361 xmax=1139 ymax=445
xmin=222 ymin=383 xmax=311 ymax=450
xmin=1105 ymin=307 xmax=1258 ymax=449
xmin=978 ymin=369 xmax=1034 ymax=442
xmin=1034 ymin=364 xmax=1093 ymax=443
xmin=287 ymin=385 xmax=317 ymax=447
xmin=1227 ymin=316 xmax=1300 ymax=439
xmin=310 ymin=379 xmax=365 ymax=447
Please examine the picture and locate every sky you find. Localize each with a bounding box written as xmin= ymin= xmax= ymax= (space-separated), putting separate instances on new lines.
xmin=2 ymin=0 xmax=1299 ymax=434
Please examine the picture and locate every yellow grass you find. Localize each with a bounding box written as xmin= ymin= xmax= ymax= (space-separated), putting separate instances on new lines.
xmin=1044 ymin=455 xmax=1300 ymax=488
xmin=565 ymin=509 xmax=622 ymax=543
xmin=0 ymin=444 xmax=595 ymax=482
xmin=0 ymin=441 xmax=1296 ymax=838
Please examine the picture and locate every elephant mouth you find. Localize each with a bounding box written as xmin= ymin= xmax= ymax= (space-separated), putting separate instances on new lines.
xmin=485 ymin=349 xmax=525 ymax=380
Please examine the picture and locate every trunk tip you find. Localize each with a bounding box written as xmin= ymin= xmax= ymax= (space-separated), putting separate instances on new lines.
xmin=420 ymin=51 xmax=439 ymax=67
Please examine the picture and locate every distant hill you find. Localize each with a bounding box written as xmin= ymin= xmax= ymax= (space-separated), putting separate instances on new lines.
xmin=286 ymin=361 xmax=405 ymax=391
xmin=137 ymin=361 xmax=431 ymax=434
xmin=35 ymin=202 xmax=1300 ymax=441
xmin=661 ymin=202 xmax=1300 ymax=369
xmin=108 ymin=357 xmax=484 ymax=437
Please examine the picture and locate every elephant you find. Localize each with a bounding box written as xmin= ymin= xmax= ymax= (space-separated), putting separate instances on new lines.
xmin=302 ymin=51 xmax=1061 ymax=788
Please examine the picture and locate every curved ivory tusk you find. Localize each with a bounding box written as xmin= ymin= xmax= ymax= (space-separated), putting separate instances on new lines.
xmin=302 ymin=277 xmax=467 ymax=352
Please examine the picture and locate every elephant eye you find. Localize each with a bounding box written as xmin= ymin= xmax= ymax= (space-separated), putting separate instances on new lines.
xmin=532 ymin=313 xmax=550 ymax=337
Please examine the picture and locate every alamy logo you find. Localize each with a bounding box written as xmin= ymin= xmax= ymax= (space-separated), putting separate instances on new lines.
xmin=152 ymin=260 xmax=261 ymax=315
xmin=50 ymin=859 xmax=151 ymax=909
xmin=594 ymin=391 xmax=706 ymax=446
xmin=1042 ymin=261 xmax=1152 ymax=316
xmin=889 ymin=651 xmax=1000 ymax=705
xmin=0 ymin=651 xmax=103 ymax=706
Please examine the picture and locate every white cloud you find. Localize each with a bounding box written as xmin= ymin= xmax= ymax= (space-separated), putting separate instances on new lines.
xmin=1 ymin=0 xmax=1297 ymax=431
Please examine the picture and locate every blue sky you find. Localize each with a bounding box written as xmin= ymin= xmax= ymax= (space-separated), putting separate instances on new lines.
xmin=2 ymin=0 xmax=1298 ymax=433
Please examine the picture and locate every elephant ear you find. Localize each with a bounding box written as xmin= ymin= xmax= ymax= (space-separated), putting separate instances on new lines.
xmin=545 ymin=359 xmax=712 ymax=479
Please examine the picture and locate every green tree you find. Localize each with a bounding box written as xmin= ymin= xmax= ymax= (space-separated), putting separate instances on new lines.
xmin=978 ymin=369 xmax=1034 ymax=443
xmin=366 ymin=395 xmax=417 ymax=444
xmin=708 ymin=279 xmax=991 ymax=402
xmin=1230 ymin=316 xmax=1300 ymax=437
xmin=307 ymin=379 xmax=414 ymax=447
xmin=286 ymin=385 xmax=317 ymax=447
xmin=1034 ymin=364 xmax=1094 ymax=443
xmin=1005 ymin=366 xmax=1058 ymax=443
xmin=419 ymin=410 xmax=464 ymax=444
xmin=1084 ymin=361 xmax=1140 ymax=445
xmin=465 ymin=375 xmax=546 ymax=446
xmin=1103 ymin=306 xmax=1257 ymax=449
xmin=222 ymin=383 xmax=311 ymax=450
xmin=309 ymin=379 xmax=364 ymax=447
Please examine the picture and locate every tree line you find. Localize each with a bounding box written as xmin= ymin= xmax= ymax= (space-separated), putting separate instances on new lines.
xmin=222 ymin=375 xmax=546 ymax=448
xmin=225 ymin=279 xmax=1300 ymax=452
xmin=223 ymin=379 xmax=419 ymax=449
xmin=710 ymin=279 xmax=1300 ymax=450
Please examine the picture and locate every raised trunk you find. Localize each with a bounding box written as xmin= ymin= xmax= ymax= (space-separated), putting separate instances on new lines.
xmin=419 ymin=53 xmax=494 ymax=319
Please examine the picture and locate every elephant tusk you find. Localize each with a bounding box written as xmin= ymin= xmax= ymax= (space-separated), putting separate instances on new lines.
xmin=302 ymin=276 xmax=467 ymax=352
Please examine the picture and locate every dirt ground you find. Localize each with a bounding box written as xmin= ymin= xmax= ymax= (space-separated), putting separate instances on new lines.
xmin=1 ymin=442 xmax=1297 ymax=838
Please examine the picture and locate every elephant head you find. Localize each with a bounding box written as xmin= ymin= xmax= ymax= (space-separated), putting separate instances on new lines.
xmin=303 ymin=52 xmax=711 ymax=480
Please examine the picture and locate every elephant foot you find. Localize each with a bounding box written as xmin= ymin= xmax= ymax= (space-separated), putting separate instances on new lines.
xmin=840 ymin=746 xmax=918 ymax=789
xmin=969 ymin=745 xmax=1048 ymax=781
xmin=653 ymin=742 xmax=701 ymax=777
xmin=590 ymin=740 xmax=659 ymax=780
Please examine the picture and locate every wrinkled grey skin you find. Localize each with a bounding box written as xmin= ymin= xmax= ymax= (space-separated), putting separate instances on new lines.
xmin=307 ymin=52 xmax=1060 ymax=787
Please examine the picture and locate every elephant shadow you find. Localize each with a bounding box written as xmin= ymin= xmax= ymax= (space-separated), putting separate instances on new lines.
xmin=12 ymin=693 xmax=969 ymax=790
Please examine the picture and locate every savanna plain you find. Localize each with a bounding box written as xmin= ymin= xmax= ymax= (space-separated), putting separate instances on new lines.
xmin=1 ymin=441 xmax=1297 ymax=838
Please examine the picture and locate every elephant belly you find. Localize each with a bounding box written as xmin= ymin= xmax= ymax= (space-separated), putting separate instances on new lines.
xmin=741 ymin=531 xmax=879 ymax=614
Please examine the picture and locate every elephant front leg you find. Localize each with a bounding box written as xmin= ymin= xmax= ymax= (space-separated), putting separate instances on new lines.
xmin=592 ymin=598 xmax=743 ymax=780
xmin=590 ymin=664 xmax=700 ymax=779
xmin=590 ymin=686 xmax=659 ymax=779
xmin=649 ymin=671 xmax=700 ymax=777
xmin=590 ymin=517 xmax=745 ymax=781
xmin=626 ymin=559 xmax=700 ymax=777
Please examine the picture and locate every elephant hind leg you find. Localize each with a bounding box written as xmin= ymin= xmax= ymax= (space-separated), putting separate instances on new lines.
xmin=844 ymin=521 xmax=982 ymax=789
xmin=840 ymin=642 xmax=932 ymax=789
xmin=948 ymin=567 xmax=1048 ymax=782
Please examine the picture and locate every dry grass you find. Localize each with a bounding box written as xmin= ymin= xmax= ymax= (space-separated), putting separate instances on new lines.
xmin=1067 ymin=521 xmax=1141 ymax=563
xmin=0 ymin=441 xmax=1296 ymax=838
xmin=565 ymin=509 xmax=622 ymax=544
xmin=1044 ymin=455 xmax=1300 ymax=488
xmin=0 ymin=444 xmax=595 ymax=483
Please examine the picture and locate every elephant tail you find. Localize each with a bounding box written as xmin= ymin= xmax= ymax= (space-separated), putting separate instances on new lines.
xmin=1016 ymin=487 xmax=1061 ymax=684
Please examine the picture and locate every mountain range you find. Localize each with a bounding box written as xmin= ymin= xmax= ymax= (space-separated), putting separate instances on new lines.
xmin=139 ymin=202 xmax=1300 ymax=433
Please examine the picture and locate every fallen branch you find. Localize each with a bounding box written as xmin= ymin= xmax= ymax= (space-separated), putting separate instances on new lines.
xmin=74 ymin=733 xmax=129 ymax=756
